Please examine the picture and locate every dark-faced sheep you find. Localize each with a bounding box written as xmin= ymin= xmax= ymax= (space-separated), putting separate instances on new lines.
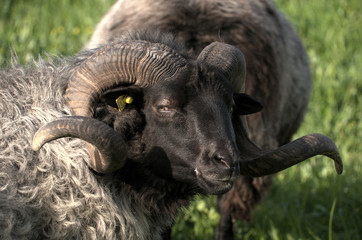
xmin=0 ymin=31 xmax=341 ymax=240
xmin=85 ymin=0 xmax=343 ymax=238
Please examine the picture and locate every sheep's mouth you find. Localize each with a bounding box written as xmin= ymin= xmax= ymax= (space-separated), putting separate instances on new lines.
xmin=195 ymin=169 xmax=236 ymax=195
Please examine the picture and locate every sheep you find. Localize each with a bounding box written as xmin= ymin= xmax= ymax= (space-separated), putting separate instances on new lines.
xmin=0 ymin=31 xmax=342 ymax=240
xmin=85 ymin=0 xmax=339 ymax=238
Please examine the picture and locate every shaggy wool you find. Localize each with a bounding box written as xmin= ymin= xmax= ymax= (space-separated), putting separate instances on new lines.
xmin=0 ymin=53 xmax=191 ymax=239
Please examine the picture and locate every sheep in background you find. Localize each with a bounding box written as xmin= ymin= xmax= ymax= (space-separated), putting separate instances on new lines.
xmin=0 ymin=32 xmax=342 ymax=239
xmin=86 ymin=0 xmax=330 ymax=238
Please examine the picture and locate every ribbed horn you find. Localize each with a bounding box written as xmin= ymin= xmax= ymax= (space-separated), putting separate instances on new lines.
xmin=66 ymin=40 xmax=189 ymax=117
xmin=32 ymin=116 xmax=126 ymax=173
xmin=240 ymin=133 xmax=343 ymax=177
xmin=197 ymin=42 xmax=246 ymax=93
xmin=232 ymin=117 xmax=343 ymax=177
xmin=33 ymin=40 xmax=189 ymax=173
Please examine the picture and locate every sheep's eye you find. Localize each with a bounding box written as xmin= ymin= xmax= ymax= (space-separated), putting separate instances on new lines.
xmin=229 ymin=106 xmax=234 ymax=115
xmin=154 ymin=98 xmax=178 ymax=117
xmin=157 ymin=105 xmax=174 ymax=113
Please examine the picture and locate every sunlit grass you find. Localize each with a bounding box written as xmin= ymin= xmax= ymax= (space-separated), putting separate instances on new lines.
xmin=0 ymin=0 xmax=114 ymax=64
xmin=1 ymin=0 xmax=360 ymax=239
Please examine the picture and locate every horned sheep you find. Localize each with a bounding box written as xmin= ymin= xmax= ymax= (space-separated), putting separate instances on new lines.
xmin=0 ymin=3 xmax=342 ymax=240
xmin=86 ymin=0 xmax=344 ymax=238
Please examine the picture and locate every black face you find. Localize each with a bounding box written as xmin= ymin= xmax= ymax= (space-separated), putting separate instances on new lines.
xmin=140 ymin=67 xmax=253 ymax=195
xmin=100 ymin=65 xmax=262 ymax=195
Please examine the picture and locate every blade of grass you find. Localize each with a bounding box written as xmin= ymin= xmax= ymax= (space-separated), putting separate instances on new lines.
xmin=328 ymin=199 xmax=337 ymax=240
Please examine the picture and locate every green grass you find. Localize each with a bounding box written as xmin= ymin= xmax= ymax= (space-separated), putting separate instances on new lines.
xmin=1 ymin=0 xmax=361 ymax=239
xmin=0 ymin=0 xmax=114 ymax=64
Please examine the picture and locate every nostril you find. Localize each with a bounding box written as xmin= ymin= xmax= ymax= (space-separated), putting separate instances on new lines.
xmin=214 ymin=154 xmax=233 ymax=169
xmin=220 ymin=159 xmax=231 ymax=169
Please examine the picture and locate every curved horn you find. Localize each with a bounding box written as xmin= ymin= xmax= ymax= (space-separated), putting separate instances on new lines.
xmin=241 ymin=133 xmax=343 ymax=177
xmin=197 ymin=42 xmax=250 ymax=131
xmin=66 ymin=40 xmax=189 ymax=117
xmin=33 ymin=40 xmax=189 ymax=173
xmin=232 ymin=112 xmax=342 ymax=177
xmin=197 ymin=42 xmax=246 ymax=93
xmin=32 ymin=116 xmax=126 ymax=173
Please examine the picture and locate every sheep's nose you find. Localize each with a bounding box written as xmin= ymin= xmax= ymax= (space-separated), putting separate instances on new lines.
xmin=213 ymin=153 xmax=237 ymax=169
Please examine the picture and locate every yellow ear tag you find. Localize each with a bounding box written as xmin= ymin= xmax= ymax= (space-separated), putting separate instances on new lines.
xmin=115 ymin=95 xmax=133 ymax=112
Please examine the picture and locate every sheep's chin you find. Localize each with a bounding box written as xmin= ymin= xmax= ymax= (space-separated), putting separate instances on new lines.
xmin=195 ymin=172 xmax=235 ymax=195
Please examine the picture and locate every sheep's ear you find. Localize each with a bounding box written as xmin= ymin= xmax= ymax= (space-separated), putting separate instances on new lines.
xmin=233 ymin=93 xmax=263 ymax=115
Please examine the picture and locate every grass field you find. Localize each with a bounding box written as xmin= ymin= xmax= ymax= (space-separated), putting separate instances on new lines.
xmin=1 ymin=0 xmax=361 ymax=239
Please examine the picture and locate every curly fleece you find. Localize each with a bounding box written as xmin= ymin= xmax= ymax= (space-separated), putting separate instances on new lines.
xmin=0 ymin=55 xmax=188 ymax=239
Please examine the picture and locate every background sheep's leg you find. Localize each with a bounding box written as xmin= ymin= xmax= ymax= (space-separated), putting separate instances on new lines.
xmin=215 ymin=196 xmax=234 ymax=240
xmin=161 ymin=227 xmax=172 ymax=240
xmin=215 ymin=176 xmax=273 ymax=238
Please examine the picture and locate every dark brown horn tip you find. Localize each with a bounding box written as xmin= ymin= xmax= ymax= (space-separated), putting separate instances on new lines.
xmin=325 ymin=150 xmax=343 ymax=174
xmin=32 ymin=121 xmax=66 ymax=151
xmin=329 ymin=149 xmax=343 ymax=174
xmin=335 ymin=157 xmax=343 ymax=174
xmin=308 ymin=133 xmax=343 ymax=174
